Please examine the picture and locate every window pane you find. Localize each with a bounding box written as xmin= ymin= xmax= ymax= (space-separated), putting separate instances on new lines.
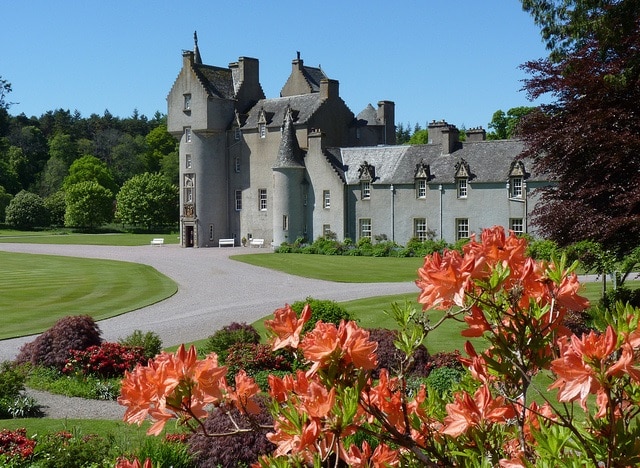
xmin=457 ymin=179 xmax=467 ymax=198
xmin=362 ymin=181 xmax=371 ymax=199
xmin=323 ymin=190 xmax=331 ymax=209
xmin=414 ymin=218 xmax=427 ymax=241
xmin=456 ymin=218 xmax=469 ymax=240
xmin=359 ymin=218 xmax=372 ymax=239
xmin=510 ymin=218 xmax=523 ymax=234
xmin=235 ymin=190 xmax=242 ymax=211
xmin=510 ymin=178 xmax=523 ymax=198
xmin=259 ymin=189 xmax=267 ymax=211
xmin=416 ymin=179 xmax=426 ymax=198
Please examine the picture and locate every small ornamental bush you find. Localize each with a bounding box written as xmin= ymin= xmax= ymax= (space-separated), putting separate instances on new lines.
xmin=203 ymin=322 xmax=260 ymax=361
xmin=425 ymin=366 xmax=466 ymax=395
xmin=63 ymin=342 xmax=147 ymax=378
xmin=188 ymin=397 xmax=275 ymax=468
xmin=0 ymin=428 xmax=36 ymax=464
xmin=34 ymin=430 xmax=113 ymax=468
xmin=424 ymin=350 xmax=464 ymax=375
xmin=118 ymin=330 xmax=163 ymax=360
xmin=15 ymin=315 xmax=102 ymax=371
xmin=134 ymin=434 xmax=194 ymax=468
xmin=291 ymin=297 xmax=352 ymax=334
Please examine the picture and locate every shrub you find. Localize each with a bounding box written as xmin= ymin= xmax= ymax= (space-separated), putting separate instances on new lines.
xmin=188 ymin=397 xmax=275 ymax=467
xmin=526 ymin=238 xmax=559 ymax=261
xmin=135 ymin=434 xmax=194 ymax=468
xmin=4 ymin=190 xmax=48 ymax=229
xmin=33 ymin=430 xmax=113 ymax=468
xmin=203 ymin=322 xmax=261 ymax=361
xmin=15 ymin=315 xmax=102 ymax=371
xmin=367 ymin=328 xmax=430 ymax=379
xmin=291 ymin=297 xmax=353 ymax=334
xmin=0 ymin=362 xmax=27 ymax=402
xmin=63 ymin=342 xmax=147 ymax=378
xmin=224 ymin=343 xmax=293 ymax=380
xmin=118 ymin=330 xmax=163 ymax=360
xmin=424 ymin=350 xmax=464 ymax=375
xmin=425 ymin=366 xmax=466 ymax=395
xmin=0 ymin=428 xmax=36 ymax=464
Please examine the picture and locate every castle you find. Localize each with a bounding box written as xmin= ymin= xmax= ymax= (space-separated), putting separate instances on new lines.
xmin=167 ymin=34 xmax=547 ymax=248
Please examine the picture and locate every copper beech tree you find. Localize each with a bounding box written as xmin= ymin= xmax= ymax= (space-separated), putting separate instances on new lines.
xmin=117 ymin=226 xmax=640 ymax=467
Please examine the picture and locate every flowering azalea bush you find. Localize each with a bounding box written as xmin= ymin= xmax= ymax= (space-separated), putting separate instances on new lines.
xmin=0 ymin=428 xmax=35 ymax=463
xmin=63 ymin=342 xmax=147 ymax=378
xmin=118 ymin=226 xmax=640 ymax=467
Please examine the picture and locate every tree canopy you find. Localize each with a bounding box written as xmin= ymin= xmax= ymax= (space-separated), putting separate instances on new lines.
xmin=115 ymin=172 xmax=178 ymax=230
xmin=64 ymin=181 xmax=114 ymax=229
xmin=519 ymin=0 xmax=640 ymax=254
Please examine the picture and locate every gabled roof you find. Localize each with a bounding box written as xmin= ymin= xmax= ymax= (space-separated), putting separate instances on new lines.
xmin=326 ymin=140 xmax=547 ymax=185
xmin=242 ymin=94 xmax=321 ymax=129
xmin=191 ymin=63 xmax=235 ymax=100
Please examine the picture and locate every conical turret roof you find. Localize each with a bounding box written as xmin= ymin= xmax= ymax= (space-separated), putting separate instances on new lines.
xmin=274 ymin=106 xmax=305 ymax=169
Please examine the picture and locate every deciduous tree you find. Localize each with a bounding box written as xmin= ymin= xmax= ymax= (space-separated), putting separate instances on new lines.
xmin=115 ymin=172 xmax=178 ymax=230
xmin=5 ymin=190 xmax=48 ymax=229
xmin=519 ymin=1 xmax=640 ymax=254
xmin=63 ymin=155 xmax=118 ymax=195
xmin=64 ymin=181 xmax=113 ymax=229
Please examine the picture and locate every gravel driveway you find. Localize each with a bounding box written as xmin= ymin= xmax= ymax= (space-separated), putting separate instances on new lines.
xmin=0 ymin=242 xmax=419 ymax=419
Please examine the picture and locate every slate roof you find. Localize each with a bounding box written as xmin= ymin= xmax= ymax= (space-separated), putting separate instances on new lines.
xmin=301 ymin=65 xmax=327 ymax=92
xmin=356 ymin=104 xmax=380 ymax=125
xmin=242 ymin=94 xmax=322 ymax=129
xmin=329 ymin=140 xmax=546 ymax=185
xmin=192 ymin=64 xmax=235 ymax=99
xmin=274 ymin=109 xmax=305 ymax=169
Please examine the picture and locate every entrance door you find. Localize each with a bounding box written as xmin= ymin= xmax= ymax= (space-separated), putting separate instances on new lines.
xmin=184 ymin=225 xmax=194 ymax=247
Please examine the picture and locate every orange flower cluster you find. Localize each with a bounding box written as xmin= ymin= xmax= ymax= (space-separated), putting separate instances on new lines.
xmin=118 ymin=344 xmax=228 ymax=435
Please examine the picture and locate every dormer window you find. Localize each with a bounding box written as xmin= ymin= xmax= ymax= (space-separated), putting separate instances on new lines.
xmin=234 ymin=128 xmax=241 ymax=141
xmin=259 ymin=123 xmax=266 ymax=138
xmin=454 ymin=159 xmax=471 ymax=199
xmin=358 ymin=161 xmax=376 ymax=200
xmin=258 ymin=108 xmax=267 ymax=139
xmin=414 ymin=161 xmax=430 ymax=199
xmin=183 ymin=94 xmax=191 ymax=111
xmin=508 ymin=161 xmax=527 ymax=199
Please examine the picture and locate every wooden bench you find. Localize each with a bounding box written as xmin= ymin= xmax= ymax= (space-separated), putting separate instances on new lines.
xmin=249 ymin=238 xmax=264 ymax=248
xmin=218 ymin=238 xmax=235 ymax=248
xmin=150 ymin=238 xmax=164 ymax=246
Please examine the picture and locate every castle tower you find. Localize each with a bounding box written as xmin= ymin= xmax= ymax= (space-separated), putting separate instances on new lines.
xmin=272 ymin=106 xmax=306 ymax=246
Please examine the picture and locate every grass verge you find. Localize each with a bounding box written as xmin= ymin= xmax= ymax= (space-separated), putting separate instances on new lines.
xmin=0 ymin=229 xmax=179 ymax=246
xmin=231 ymin=252 xmax=423 ymax=282
xmin=0 ymin=251 xmax=177 ymax=339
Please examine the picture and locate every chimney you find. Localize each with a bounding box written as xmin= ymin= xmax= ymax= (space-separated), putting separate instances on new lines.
xmin=182 ymin=50 xmax=195 ymax=68
xmin=320 ymin=79 xmax=339 ymax=101
xmin=292 ymin=52 xmax=304 ymax=72
xmin=376 ymin=101 xmax=396 ymax=145
xmin=428 ymin=120 xmax=459 ymax=154
xmin=466 ymin=127 xmax=486 ymax=142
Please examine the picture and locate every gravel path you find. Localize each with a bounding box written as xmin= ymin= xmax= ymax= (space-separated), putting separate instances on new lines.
xmin=0 ymin=242 xmax=419 ymax=419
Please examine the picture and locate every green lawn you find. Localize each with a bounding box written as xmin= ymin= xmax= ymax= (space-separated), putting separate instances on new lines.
xmin=231 ymin=253 xmax=424 ymax=282
xmin=0 ymin=229 xmax=179 ymax=246
xmin=0 ymin=251 xmax=177 ymax=339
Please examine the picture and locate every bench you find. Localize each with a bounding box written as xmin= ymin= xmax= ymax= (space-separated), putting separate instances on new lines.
xmin=249 ymin=238 xmax=264 ymax=248
xmin=218 ymin=238 xmax=235 ymax=248
xmin=150 ymin=238 xmax=164 ymax=246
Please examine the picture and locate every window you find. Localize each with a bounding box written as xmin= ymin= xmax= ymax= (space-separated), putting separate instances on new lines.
xmin=234 ymin=128 xmax=241 ymax=141
xmin=184 ymin=174 xmax=194 ymax=203
xmin=510 ymin=177 xmax=523 ymax=198
xmin=184 ymin=127 xmax=192 ymax=143
xmin=183 ymin=94 xmax=191 ymax=111
xmin=209 ymin=224 xmax=214 ymax=241
xmin=259 ymin=189 xmax=267 ymax=211
xmin=361 ymin=181 xmax=371 ymax=199
xmin=323 ymin=224 xmax=331 ymax=237
xmin=457 ymin=178 xmax=467 ymax=198
xmin=282 ymin=215 xmax=288 ymax=231
xmin=359 ymin=218 xmax=372 ymax=239
xmin=510 ymin=218 xmax=524 ymax=234
xmin=414 ymin=218 xmax=427 ymax=241
xmin=456 ymin=218 xmax=469 ymax=240
xmin=416 ymin=179 xmax=427 ymax=199
xmin=235 ymin=190 xmax=242 ymax=211
xmin=259 ymin=123 xmax=266 ymax=138
xmin=323 ymin=190 xmax=331 ymax=209
xmin=234 ymin=157 xmax=240 ymax=173
xmin=185 ymin=154 xmax=192 ymax=169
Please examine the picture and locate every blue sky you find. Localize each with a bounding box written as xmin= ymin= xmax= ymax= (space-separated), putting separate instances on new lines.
xmin=3 ymin=1 xmax=549 ymax=131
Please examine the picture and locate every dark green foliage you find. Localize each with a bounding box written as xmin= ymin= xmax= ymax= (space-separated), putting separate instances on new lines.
xmin=15 ymin=315 xmax=102 ymax=371
xmin=64 ymin=180 xmax=114 ymax=229
xmin=43 ymin=191 xmax=66 ymax=227
xmin=188 ymin=397 xmax=275 ymax=468
xmin=367 ymin=328 xmax=430 ymax=379
xmin=118 ymin=329 xmax=163 ymax=360
xmin=203 ymin=322 xmax=261 ymax=361
xmin=600 ymin=287 xmax=640 ymax=310
xmin=0 ymin=362 xmax=40 ymax=419
xmin=425 ymin=366 xmax=466 ymax=395
xmin=291 ymin=297 xmax=353 ymax=334
xmin=4 ymin=190 xmax=48 ymax=228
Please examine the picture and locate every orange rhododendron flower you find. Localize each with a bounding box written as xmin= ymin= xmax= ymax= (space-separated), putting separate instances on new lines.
xmin=549 ymin=327 xmax=617 ymax=409
xmin=115 ymin=457 xmax=153 ymax=468
xmin=300 ymin=321 xmax=341 ymax=373
xmin=265 ymin=303 xmax=312 ymax=350
xmin=442 ymin=385 xmax=516 ymax=437
xmin=553 ymin=273 xmax=590 ymax=312
xmin=461 ymin=305 xmax=491 ymax=337
xmin=416 ymin=249 xmax=472 ymax=309
xmin=338 ymin=320 xmax=378 ymax=369
xmin=227 ymin=369 xmax=261 ymax=415
xmin=118 ymin=344 xmax=227 ymax=435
